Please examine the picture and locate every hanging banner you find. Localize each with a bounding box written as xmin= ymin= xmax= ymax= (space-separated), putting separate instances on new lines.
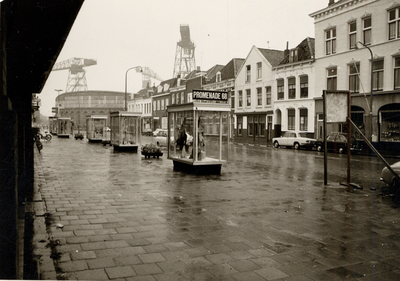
xmin=192 ymin=89 xmax=228 ymax=102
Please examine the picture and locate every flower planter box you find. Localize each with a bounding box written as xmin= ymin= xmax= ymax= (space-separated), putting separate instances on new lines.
xmin=141 ymin=152 xmax=163 ymax=158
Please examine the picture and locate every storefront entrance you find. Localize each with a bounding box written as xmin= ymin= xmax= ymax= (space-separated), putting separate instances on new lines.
xmin=247 ymin=115 xmax=266 ymax=145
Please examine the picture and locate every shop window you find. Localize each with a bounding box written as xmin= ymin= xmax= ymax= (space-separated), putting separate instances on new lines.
xmin=288 ymin=77 xmax=296 ymax=99
xmin=237 ymin=116 xmax=243 ymax=136
xmin=349 ymin=62 xmax=360 ymax=94
xmin=373 ymin=60 xmax=384 ymax=91
xmin=300 ymin=76 xmax=308 ymax=98
xmin=380 ymin=104 xmax=400 ymax=142
xmin=246 ymin=89 xmax=251 ymax=107
xmin=257 ymin=62 xmax=262 ymax=80
xmin=388 ymin=7 xmax=400 ymax=40
xmin=288 ymin=109 xmax=295 ymax=131
xmin=277 ymin=79 xmax=284 ymax=100
xmin=327 ymin=67 xmax=337 ymax=91
xmin=257 ymin=87 xmax=262 ymax=106
xmin=266 ymin=86 xmax=271 ymax=105
xmin=246 ymin=65 xmax=251 ymax=83
xmin=248 ymin=116 xmax=253 ymax=136
xmin=299 ymin=108 xmax=308 ymax=131
xmin=395 ymin=57 xmax=400 ymax=89
xmin=363 ymin=16 xmax=372 ymax=45
xmin=349 ymin=21 xmax=357 ymax=50
xmin=325 ymin=28 xmax=336 ymax=55
xmin=238 ymin=90 xmax=243 ymax=107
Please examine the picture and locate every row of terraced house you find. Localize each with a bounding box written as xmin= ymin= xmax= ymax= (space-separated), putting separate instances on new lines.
xmin=130 ymin=0 xmax=400 ymax=151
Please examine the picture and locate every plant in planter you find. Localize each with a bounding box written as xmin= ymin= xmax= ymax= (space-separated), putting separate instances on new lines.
xmin=141 ymin=143 xmax=163 ymax=158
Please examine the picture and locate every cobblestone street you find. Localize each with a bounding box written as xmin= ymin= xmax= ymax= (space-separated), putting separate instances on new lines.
xmin=32 ymin=137 xmax=400 ymax=280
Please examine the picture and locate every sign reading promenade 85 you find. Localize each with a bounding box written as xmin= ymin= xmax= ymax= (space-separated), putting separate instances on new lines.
xmin=192 ymin=89 xmax=228 ymax=102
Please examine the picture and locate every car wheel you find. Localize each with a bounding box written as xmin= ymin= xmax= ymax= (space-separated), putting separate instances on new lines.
xmin=274 ymin=141 xmax=279 ymax=148
xmin=317 ymin=145 xmax=323 ymax=152
xmin=338 ymin=147 xmax=344 ymax=154
xmin=294 ymin=143 xmax=300 ymax=150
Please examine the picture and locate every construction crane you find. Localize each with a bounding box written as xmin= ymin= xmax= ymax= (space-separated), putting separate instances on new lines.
xmin=173 ymin=24 xmax=196 ymax=78
xmin=141 ymin=67 xmax=163 ymax=88
xmin=52 ymin=57 xmax=97 ymax=92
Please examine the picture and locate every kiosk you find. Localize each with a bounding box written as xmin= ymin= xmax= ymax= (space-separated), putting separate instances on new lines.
xmin=86 ymin=115 xmax=107 ymax=142
xmin=57 ymin=117 xmax=72 ymax=138
xmin=49 ymin=116 xmax=58 ymax=135
xmin=109 ymin=111 xmax=141 ymax=151
xmin=167 ymin=101 xmax=230 ymax=174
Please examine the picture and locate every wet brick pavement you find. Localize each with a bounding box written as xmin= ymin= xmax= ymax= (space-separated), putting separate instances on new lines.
xmin=32 ymin=136 xmax=400 ymax=280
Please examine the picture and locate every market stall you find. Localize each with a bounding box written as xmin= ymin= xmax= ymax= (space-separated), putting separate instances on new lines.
xmin=167 ymin=101 xmax=230 ymax=174
xmin=57 ymin=117 xmax=72 ymax=137
xmin=109 ymin=111 xmax=141 ymax=151
xmin=49 ymin=116 xmax=58 ymax=135
xmin=86 ymin=115 xmax=107 ymax=142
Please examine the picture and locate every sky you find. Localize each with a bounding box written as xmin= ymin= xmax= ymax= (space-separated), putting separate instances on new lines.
xmin=40 ymin=0 xmax=327 ymax=116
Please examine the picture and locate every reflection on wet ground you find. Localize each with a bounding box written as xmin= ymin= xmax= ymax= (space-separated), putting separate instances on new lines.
xmin=35 ymin=137 xmax=400 ymax=280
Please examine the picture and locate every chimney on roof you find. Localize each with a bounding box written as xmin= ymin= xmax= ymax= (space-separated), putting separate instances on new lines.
xmin=328 ymin=0 xmax=335 ymax=5
xmin=284 ymin=42 xmax=289 ymax=58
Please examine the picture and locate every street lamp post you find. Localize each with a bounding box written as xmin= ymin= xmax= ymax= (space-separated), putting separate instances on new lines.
xmin=356 ymin=41 xmax=374 ymax=143
xmin=55 ymin=89 xmax=62 ymax=96
xmin=125 ymin=66 xmax=142 ymax=111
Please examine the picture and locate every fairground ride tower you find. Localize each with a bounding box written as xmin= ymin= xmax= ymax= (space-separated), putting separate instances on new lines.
xmin=173 ymin=24 xmax=196 ymax=78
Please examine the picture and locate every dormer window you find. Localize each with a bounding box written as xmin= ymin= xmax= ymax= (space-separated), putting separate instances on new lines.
xmin=216 ymin=72 xmax=221 ymax=82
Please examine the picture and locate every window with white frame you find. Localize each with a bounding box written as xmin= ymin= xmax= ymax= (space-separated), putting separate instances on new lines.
xmin=389 ymin=7 xmax=400 ymax=40
xmin=395 ymin=57 xmax=400 ymax=89
xmin=327 ymin=67 xmax=337 ymax=91
xmin=161 ymin=99 xmax=164 ymax=110
xmin=157 ymin=100 xmax=160 ymax=110
xmin=288 ymin=77 xmax=296 ymax=99
xmin=288 ymin=109 xmax=295 ymax=131
xmin=246 ymin=89 xmax=251 ymax=107
xmin=216 ymin=72 xmax=221 ymax=82
xmin=165 ymin=98 xmax=169 ymax=107
xmin=349 ymin=21 xmax=357 ymax=49
xmin=181 ymin=92 xmax=184 ymax=104
xmin=325 ymin=28 xmax=336 ymax=55
xmin=153 ymin=101 xmax=156 ymax=111
xmin=257 ymin=62 xmax=262 ymax=80
xmin=349 ymin=62 xmax=360 ymax=94
xmin=277 ymin=79 xmax=284 ymax=100
xmin=363 ymin=16 xmax=371 ymax=45
xmin=172 ymin=93 xmax=175 ymax=104
xmin=265 ymin=86 xmax=271 ymax=105
xmin=238 ymin=90 xmax=243 ymax=107
xmin=245 ymin=65 xmax=251 ymax=83
xmin=300 ymin=76 xmax=308 ymax=98
xmin=299 ymin=108 xmax=308 ymax=131
xmin=373 ymin=60 xmax=384 ymax=91
xmin=257 ymin=87 xmax=262 ymax=106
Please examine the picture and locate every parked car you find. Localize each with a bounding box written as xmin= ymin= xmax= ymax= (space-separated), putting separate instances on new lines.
xmin=380 ymin=161 xmax=400 ymax=189
xmin=154 ymin=129 xmax=168 ymax=146
xmin=153 ymin=128 xmax=163 ymax=137
xmin=273 ymin=131 xmax=316 ymax=150
xmin=314 ymin=132 xmax=361 ymax=154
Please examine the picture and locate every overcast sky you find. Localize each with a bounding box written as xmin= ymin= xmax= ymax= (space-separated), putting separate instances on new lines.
xmin=40 ymin=0 xmax=327 ymax=116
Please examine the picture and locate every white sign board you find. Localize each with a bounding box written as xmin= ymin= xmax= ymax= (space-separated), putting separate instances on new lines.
xmin=325 ymin=91 xmax=349 ymax=123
